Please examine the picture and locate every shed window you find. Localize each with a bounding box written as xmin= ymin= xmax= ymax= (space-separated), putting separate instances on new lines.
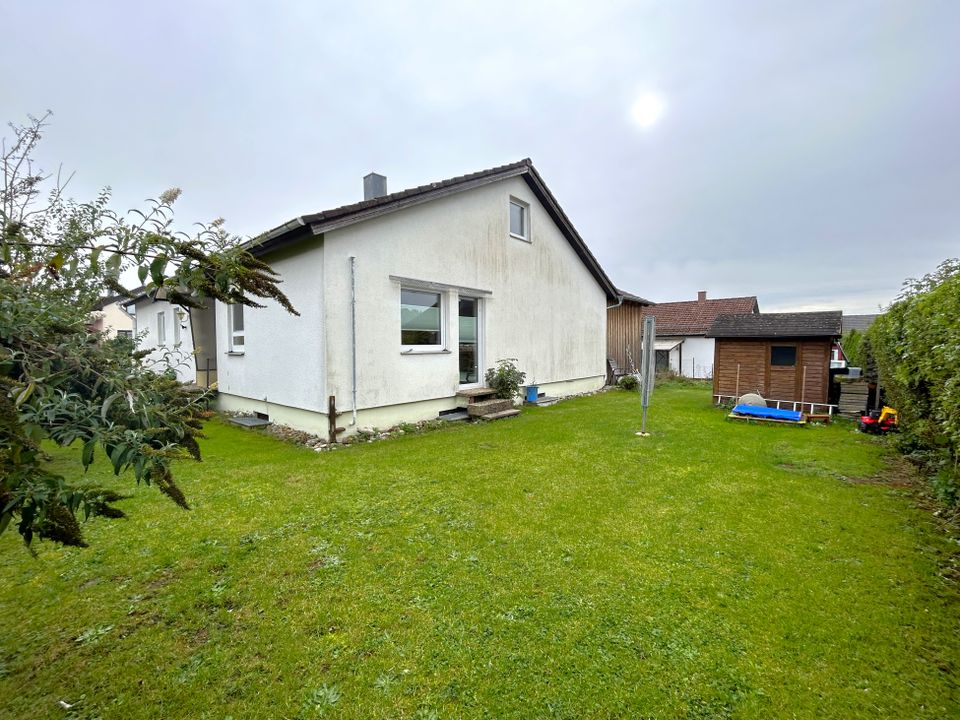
xmin=771 ymin=345 xmax=796 ymax=366
xmin=401 ymin=288 xmax=443 ymax=348
xmin=157 ymin=311 xmax=166 ymax=345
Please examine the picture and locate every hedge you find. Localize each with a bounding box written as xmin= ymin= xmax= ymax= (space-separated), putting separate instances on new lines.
xmin=868 ymin=258 xmax=960 ymax=503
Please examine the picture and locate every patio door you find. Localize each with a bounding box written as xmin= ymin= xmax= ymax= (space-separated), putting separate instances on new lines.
xmin=458 ymin=297 xmax=482 ymax=386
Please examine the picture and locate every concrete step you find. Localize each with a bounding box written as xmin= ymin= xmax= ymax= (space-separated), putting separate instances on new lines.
xmin=456 ymin=387 xmax=498 ymax=402
xmin=467 ymin=398 xmax=514 ymax=417
xmin=479 ymin=409 xmax=521 ymax=421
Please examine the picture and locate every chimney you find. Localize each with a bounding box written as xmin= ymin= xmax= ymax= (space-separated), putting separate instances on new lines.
xmin=363 ymin=172 xmax=387 ymax=200
xmin=697 ymin=290 xmax=707 ymax=303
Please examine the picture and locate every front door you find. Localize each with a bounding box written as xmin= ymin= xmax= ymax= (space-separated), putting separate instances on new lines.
xmin=458 ymin=297 xmax=481 ymax=386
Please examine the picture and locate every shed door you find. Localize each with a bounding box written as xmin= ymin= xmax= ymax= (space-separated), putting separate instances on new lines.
xmin=768 ymin=343 xmax=798 ymax=400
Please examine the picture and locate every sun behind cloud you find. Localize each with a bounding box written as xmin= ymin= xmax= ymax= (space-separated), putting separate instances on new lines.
xmin=630 ymin=92 xmax=666 ymax=130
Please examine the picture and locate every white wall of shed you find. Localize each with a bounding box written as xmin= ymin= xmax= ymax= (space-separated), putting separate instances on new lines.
xmin=668 ymin=336 xmax=715 ymax=378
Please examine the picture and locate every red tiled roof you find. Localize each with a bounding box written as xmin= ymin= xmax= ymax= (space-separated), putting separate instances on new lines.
xmin=642 ymin=296 xmax=759 ymax=335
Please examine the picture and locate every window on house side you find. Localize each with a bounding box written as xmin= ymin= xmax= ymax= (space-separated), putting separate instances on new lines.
xmin=230 ymin=304 xmax=245 ymax=352
xmin=157 ymin=312 xmax=166 ymax=345
xmin=173 ymin=309 xmax=183 ymax=346
xmin=771 ymin=345 xmax=796 ymax=366
xmin=400 ymin=289 xmax=442 ymax=348
xmin=509 ymin=199 xmax=529 ymax=240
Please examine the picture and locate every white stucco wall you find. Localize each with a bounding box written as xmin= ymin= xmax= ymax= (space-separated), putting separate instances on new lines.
xmin=663 ymin=336 xmax=715 ymax=378
xmin=132 ymin=298 xmax=196 ymax=383
xmin=218 ymin=176 xmax=609 ymax=432
xmin=680 ymin=336 xmax=715 ymax=379
xmin=215 ymin=238 xmax=327 ymax=412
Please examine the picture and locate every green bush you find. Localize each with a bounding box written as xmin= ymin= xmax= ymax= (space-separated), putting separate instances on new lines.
xmin=618 ymin=374 xmax=639 ymax=391
xmin=485 ymin=359 xmax=526 ymax=400
xmin=868 ymin=258 xmax=960 ymax=504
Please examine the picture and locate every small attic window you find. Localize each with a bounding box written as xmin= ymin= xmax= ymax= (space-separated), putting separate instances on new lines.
xmin=509 ymin=198 xmax=529 ymax=241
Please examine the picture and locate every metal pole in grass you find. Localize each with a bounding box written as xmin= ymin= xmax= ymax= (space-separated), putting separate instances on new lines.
xmin=637 ymin=316 xmax=656 ymax=436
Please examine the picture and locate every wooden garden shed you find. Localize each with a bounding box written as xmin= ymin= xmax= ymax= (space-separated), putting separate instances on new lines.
xmin=707 ymin=311 xmax=842 ymax=410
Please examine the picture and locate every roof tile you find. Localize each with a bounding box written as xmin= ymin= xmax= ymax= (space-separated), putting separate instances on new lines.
xmin=707 ymin=311 xmax=842 ymax=338
xmin=639 ymin=296 xmax=759 ymax=335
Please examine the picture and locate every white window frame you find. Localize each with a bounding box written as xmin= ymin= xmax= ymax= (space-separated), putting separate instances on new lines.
xmin=400 ymin=287 xmax=445 ymax=353
xmin=173 ymin=309 xmax=183 ymax=346
xmin=156 ymin=311 xmax=166 ymax=346
xmin=509 ymin=197 xmax=530 ymax=242
xmin=229 ymin=304 xmax=245 ymax=354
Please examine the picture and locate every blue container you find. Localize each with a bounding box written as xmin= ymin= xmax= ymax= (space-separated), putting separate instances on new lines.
xmin=525 ymin=385 xmax=539 ymax=403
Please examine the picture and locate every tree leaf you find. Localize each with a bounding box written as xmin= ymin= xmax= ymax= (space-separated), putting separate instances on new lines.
xmin=101 ymin=392 xmax=121 ymax=421
xmin=14 ymin=382 xmax=35 ymax=407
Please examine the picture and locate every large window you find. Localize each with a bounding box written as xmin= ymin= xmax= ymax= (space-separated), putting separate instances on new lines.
xmin=401 ymin=288 xmax=442 ymax=348
xmin=771 ymin=345 xmax=796 ymax=366
xmin=156 ymin=311 xmax=166 ymax=345
xmin=230 ymin=304 xmax=244 ymax=352
xmin=509 ymin=198 xmax=529 ymax=241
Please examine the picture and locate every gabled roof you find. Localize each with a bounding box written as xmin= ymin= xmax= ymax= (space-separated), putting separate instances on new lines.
xmin=640 ymin=295 xmax=759 ymax=336
xmin=707 ymin=311 xmax=843 ymax=339
xmin=842 ymin=313 xmax=880 ymax=333
xmin=246 ymin=159 xmax=618 ymax=301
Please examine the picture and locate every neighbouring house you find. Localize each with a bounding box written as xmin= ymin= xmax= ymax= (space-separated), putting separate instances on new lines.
xmin=215 ymin=159 xmax=618 ymax=436
xmin=842 ymin=314 xmax=880 ymax=333
xmin=125 ymin=292 xmax=217 ymax=386
xmin=609 ymin=291 xmax=758 ymax=379
xmin=707 ymin=311 xmax=843 ymax=411
xmin=89 ymin=296 xmax=135 ymax=339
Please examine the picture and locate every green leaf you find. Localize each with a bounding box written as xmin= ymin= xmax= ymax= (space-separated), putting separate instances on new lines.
xmin=149 ymin=256 xmax=168 ymax=286
xmin=138 ymin=265 xmax=149 ymax=284
xmin=0 ymin=512 xmax=12 ymax=536
xmin=101 ymin=392 xmax=121 ymax=421
xmin=14 ymin=382 xmax=35 ymax=408
xmin=82 ymin=439 xmax=96 ymax=469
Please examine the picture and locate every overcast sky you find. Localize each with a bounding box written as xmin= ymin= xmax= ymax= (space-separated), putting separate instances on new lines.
xmin=3 ymin=1 xmax=958 ymax=312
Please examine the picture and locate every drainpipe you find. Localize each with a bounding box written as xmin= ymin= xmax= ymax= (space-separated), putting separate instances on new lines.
xmin=350 ymin=256 xmax=358 ymax=426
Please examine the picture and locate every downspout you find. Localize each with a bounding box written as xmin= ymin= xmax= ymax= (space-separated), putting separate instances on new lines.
xmin=350 ymin=256 xmax=358 ymax=426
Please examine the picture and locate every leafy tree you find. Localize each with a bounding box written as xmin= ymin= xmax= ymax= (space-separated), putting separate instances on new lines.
xmin=868 ymin=258 xmax=960 ymax=503
xmin=1 ymin=113 xmax=297 ymax=547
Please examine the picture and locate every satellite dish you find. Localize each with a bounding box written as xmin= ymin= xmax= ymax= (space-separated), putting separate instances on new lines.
xmin=738 ymin=393 xmax=766 ymax=407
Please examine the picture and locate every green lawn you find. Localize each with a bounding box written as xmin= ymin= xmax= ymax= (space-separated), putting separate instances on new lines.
xmin=1 ymin=384 xmax=958 ymax=719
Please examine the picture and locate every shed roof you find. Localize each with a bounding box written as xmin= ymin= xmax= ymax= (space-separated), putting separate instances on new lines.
xmin=707 ymin=311 xmax=843 ymax=339
xmin=641 ymin=295 xmax=759 ymax=336
xmin=247 ymin=158 xmax=618 ymax=301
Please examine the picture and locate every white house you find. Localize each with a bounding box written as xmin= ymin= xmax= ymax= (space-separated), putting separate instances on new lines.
xmin=89 ymin=296 xmax=134 ymax=339
xmin=126 ymin=293 xmax=218 ymax=386
xmin=636 ymin=291 xmax=759 ymax=378
xmin=215 ymin=159 xmax=618 ymax=436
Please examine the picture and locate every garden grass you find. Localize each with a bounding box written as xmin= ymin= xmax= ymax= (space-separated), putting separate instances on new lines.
xmin=1 ymin=383 xmax=958 ymax=718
